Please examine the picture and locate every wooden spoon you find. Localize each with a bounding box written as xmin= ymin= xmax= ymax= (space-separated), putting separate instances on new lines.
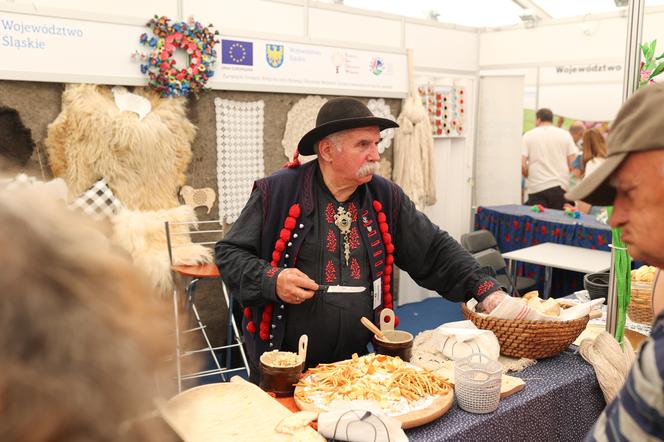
xmin=360 ymin=316 xmax=388 ymax=341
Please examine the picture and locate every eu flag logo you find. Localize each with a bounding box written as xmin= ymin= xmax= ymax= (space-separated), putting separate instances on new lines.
xmin=222 ymin=40 xmax=253 ymax=66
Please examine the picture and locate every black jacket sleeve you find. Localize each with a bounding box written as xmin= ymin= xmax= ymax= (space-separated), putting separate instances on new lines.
xmin=215 ymin=189 xmax=282 ymax=307
xmin=393 ymin=189 xmax=504 ymax=303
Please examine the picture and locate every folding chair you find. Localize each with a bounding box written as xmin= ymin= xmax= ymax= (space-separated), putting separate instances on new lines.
xmin=460 ymin=229 xmax=498 ymax=254
xmin=165 ymin=220 xmax=250 ymax=392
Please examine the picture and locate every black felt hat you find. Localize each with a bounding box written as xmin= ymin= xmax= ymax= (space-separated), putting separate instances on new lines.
xmin=297 ymin=97 xmax=399 ymax=156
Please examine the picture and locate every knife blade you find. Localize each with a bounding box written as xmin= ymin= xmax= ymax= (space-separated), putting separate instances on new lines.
xmin=316 ymin=285 xmax=366 ymax=294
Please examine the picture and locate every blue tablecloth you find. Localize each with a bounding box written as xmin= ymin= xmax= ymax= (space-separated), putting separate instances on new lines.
xmin=406 ymin=349 xmax=605 ymax=441
xmin=475 ymin=205 xmax=611 ymax=297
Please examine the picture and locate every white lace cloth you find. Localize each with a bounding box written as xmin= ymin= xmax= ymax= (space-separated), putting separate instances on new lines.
xmin=281 ymin=95 xmax=327 ymax=163
xmin=367 ymin=98 xmax=395 ymax=153
xmin=215 ymin=98 xmax=265 ymax=224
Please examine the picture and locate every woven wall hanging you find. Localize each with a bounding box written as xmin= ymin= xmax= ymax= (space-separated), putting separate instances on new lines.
xmin=367 ymin=98 xmax=396 ymax=153
xmin=215 ymin=98 xmax=265 ymax=224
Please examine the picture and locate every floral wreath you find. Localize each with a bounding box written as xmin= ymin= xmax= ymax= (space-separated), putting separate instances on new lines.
xmin=137 ymin=15 xmax=219 ymax=97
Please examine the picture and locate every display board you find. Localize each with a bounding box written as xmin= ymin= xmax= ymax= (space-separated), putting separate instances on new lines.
xmin=418 ymin=84 xmax=466 ymax=137
xmin=0 ymin=9 xmax=408 ymax=98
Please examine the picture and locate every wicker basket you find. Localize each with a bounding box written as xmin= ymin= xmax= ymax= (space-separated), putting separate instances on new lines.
xmin=628 ymin=282 xmax=654 ymax=325
xmin=460 ymin=303 xmax=590 ymax=359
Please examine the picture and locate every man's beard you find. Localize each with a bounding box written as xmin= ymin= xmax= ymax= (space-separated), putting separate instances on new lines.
xmin=356 ymin=162 xmax=380 ymax=177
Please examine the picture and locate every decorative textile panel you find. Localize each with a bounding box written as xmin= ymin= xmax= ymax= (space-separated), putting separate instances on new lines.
xmin=281 ymin=95 xmax=327 ymax=163
xmin=215 ymin=98 xmax=265 ymax=224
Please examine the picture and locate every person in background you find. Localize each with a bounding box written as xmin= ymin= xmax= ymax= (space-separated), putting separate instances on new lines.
xmin=568 ymin=121 xmax=586 ymax=185
xmin=217 ymin=97 xmax=508 ymax=382
xmin=566 ymin=83 xmax=664 ymax=441
xmin=573 ymin=128 xmax=608 ymax=215
xmin=0 ymin=188 xmax=177 ymax=442
xmin=522 ymin=108 xmax=578 ymax=209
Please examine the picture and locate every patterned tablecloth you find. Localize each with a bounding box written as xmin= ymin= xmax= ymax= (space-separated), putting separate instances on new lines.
xmin=406 ymin=349 xmax=605 ymax=441
xmin=475 ymin=204 xmax=611 ymax=297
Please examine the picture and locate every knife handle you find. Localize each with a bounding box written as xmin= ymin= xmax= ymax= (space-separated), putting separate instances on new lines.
xmin=314 ymin=285 xmax=329 ymax=295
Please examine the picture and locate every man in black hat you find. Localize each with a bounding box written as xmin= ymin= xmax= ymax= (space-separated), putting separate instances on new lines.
xmin=216 ymin=97 xmax=507 ymax=381
xmin=566 ymin=84 xmax=664 ymax=441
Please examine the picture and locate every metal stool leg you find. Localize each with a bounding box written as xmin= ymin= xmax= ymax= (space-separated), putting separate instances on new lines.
xmin=222 ymin=283 xmax=251 ymax=378
xmin=172 ymin=287 xmax=183 ymax=393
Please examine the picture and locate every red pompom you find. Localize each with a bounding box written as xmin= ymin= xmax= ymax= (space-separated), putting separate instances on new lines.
xmin=264 ymin=303 xmax=274 ymax=314
xmin=377 ymin=212 xmax=386 ymax=223
xmin=270 ymin=260 xmax=278 ymax=267
xmin=280 ymin=228 xmax=291 ymax=242
xmin=383 ymin=284 xmax=391 ymax=293
xmin=259 ymin=331 xmax=269 ymax=341
xmin=246 ymin=321 xmax=256 ymax=333
xmin=284 ymin=217 xmax=296 ymax=230
xmin=384 ymin=265 xmax=393 ymax=275
xmin=260 ymin=322 xmax=269 ymax=333
xmin=386 ymin=243 xmax=395 ymax=254
xmin=373 ymin=201 xmax=383 ymax=211
xmin=275 ymin=239 xmax=286 ymax=252
xmin=385 ymin=303 xmax=393 ymax=310
xmin=382 ymin=233 xmax=392 ymax=245
xmin=262 ymin=311 xmax=272 ymax=322
xmin=386 ymin=255 xmax=394 ymax=265
xmin=272 ymin=251 xmax=282 ymax=262
xmin=383 ymin=294 xmax=392 ymax=304
xmin=288 ymin=204 xmax=301 ymax=218
xmin=379 ymin=223 xmax=389 ymax=233
xmin=383 ymin=275 xmax=391 ymax=284
xmin=243 ymin=307 xmax=252 ymax=319
xmin=394 ymin=315 xmax=400 ymax=327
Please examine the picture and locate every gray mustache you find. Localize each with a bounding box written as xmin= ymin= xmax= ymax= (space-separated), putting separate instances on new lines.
xmin=356 ymin=162 xmax=380 ymax=177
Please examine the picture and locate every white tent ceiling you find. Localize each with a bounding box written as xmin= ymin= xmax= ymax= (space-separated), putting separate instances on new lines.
xmin=319 ymin=0 xmax=664 ymax=28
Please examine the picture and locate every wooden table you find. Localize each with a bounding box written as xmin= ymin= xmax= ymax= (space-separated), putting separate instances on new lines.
xmin=502 ymin=242 xmax=611 ymax=298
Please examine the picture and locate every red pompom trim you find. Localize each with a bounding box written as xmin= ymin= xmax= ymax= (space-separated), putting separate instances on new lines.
xmin=272 ymin=251 xmax=282 ymax=262
xmin=275 ymin=239 xmax=286 ymax=252
xmin=377 ymin=212 xmax=386 ymax=223
xmin=384 ymin=275 xmax=391 ymax=284
xmin=383 ymin=284 xmax=391 ymax=293
xmin=264 ymin=303 xmax=274 ymax=313
xmin=384 ymin=293 xmax=393 ymax=303
xmin=379 ymin=223 xmax=389 ymax=233
xmin=284 ymin=217 xmax=296 ymax=230
xmin=373 ymin=201 xmax=382 ymax=211
xmin=382 ymin=233 xmax=392 ymax=245
xmin=270 ymin=260 xmax=278 ymax=267
xmin=386 ymin=243 xmax=395 ymax=254
xmin=260 ymin=322 xmax=269 ymax=333
xmin=279 ymin=228 xmax=291 ymax=242
xmin=243 ymin=307 xmax=252 ymax=319
xmin=386 ymin=255 xmax=394 ymax=265
xmin=246 ymin=321 xmax=256 ymax=333
xmin=262 ymin=311 xmax=272 ymax=322
xmin=259 ymin=331 xmax=269 ymax=341
xmin=394 ymin=315 xmax=400 ymax=327
xmin=288 ymin=204 xmax=301 ymax=218
xmin=384 ymin=265 xmax=393 ymax=275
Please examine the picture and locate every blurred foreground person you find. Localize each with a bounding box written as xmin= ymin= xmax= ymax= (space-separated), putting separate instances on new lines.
xmin=566 ymin=83 xmax=664 ymax=441
xmin=0 ymin=189 xmax=177 ymax=442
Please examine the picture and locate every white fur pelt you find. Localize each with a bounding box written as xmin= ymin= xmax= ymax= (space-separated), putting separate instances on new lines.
xmin=111 ymin=205 xmax=213 ymax=293
xmin=45 ymin=84 xmax=196 ymax=210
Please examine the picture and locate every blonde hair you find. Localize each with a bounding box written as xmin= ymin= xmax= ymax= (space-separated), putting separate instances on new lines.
xmin=582 ymin=128 xmax=608 ymax=166
xmin=0 ymin=189 xmax=176 ymax=442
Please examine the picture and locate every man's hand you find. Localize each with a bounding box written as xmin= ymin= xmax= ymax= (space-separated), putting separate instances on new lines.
xmin=276 ymin=268 xmax=318 ymax=304
xmin=478 ymin=291 xmax=509 ymax=313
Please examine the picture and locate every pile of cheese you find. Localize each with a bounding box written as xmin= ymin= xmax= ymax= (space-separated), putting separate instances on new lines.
xmin=518 ymin=291 xmax=561 ymax=317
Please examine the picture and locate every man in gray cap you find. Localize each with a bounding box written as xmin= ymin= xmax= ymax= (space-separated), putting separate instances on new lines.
xmin=566 ymin=83 xmax=664 ymax=441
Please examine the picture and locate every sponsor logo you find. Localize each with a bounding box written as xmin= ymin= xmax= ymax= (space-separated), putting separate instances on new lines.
xmin=266 ymin=44 xmax=284 ymax=68
xmin=369 ymin=56 xmax=384 ymax=75
xmin=222 ymin=39 xmax=253 ymax=66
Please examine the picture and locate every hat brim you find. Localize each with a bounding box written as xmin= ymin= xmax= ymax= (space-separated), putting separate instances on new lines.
xmin=565 ymin=152 xmax=627 ymax=206
xmin=297 ymin=116 xmax=399 ymax=155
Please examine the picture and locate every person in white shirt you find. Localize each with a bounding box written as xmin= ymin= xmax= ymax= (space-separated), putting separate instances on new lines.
xmin=521 ymin=108 xmax=578 ymax=209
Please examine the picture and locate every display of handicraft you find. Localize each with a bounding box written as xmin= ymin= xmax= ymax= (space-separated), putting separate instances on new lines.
xmin=418 ymin=85 xmax=466 ymax=137
xmin=136 ymin=15 xmax=219 ymax=97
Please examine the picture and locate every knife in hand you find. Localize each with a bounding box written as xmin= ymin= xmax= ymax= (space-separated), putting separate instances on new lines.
xmin=315 ymin=285 xmax=366 ymax=294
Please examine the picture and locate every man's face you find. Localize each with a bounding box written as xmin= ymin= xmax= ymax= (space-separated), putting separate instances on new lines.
xmin=609 ymin=149 xmax=664 ymax=267
xmin=327 ymin=126 xmax=381 ymax=187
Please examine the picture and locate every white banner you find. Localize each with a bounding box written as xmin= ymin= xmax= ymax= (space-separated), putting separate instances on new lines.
xmin=539 ymin=63 xmax=623 ymax=84
xmin=0 ymin=10 xmax=408 ymax=97
xmin=208 ymin=36 xmax=408 ymax=97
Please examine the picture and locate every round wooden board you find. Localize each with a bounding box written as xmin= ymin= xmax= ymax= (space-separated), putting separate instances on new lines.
xmin=293 ymin=388 xmax=454 ymax=429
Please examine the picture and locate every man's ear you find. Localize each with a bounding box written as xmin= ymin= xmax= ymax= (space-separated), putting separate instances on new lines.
xmin=317 ymin=139 xmax=333 ymax=162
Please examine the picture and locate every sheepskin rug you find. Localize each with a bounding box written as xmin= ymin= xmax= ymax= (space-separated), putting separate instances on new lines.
xmin=112 ymin=205 xmax=213 ymax=293
xmin=45 ymin=84 xmax=196 ymax=210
